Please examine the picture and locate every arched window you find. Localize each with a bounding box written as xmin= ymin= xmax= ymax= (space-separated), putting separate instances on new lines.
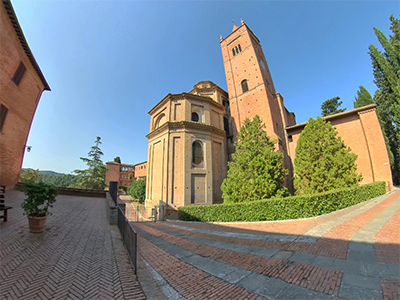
xmin=154 ymin=113 xmax=166 ymax=129
xmin=232 ymin=44 xmax=242 ymax=56
xmin=241 ymin=79 xmax=248 ymax=93
xmin=192 ymin=141 xmax=203 ymax=166
xmin=191 ymin=112 xmax=199 ymax=122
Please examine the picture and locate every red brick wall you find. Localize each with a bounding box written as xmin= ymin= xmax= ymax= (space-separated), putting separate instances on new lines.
xmin=286 ymin=106 xmax=393 ymax=191
xmin=0 ymin=3 xmax=47 ymax=188
xmin=134 ymin=162 xmax=147 ymax=179
xmin=105 ymin=162 xmax=120 ymax=187
xmin=105 ymin=162 xmax=147 ymax=189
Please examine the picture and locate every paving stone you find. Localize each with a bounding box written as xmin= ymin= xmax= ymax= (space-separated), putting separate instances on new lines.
xmin=341 ymin=273 xmax=381 ymax=290
xmin=249 ymin=247 xmax=280 ymax=257
xmin=290 ymin=252 xmax=317 ymax=265
xmin=338 ymin=284 xmax=383 ymax=300
xmin=272 ymin=250 xmax=294 ymax=260
xmin=221 ymin=268 xmax=253 ymax=284
xmin=347 ymin=248 xmax=378 ymax=264
xmin=182 ymin=254 xmax=239 ymax=279
xmin=276 ymin=286 xmax=337 ymax=300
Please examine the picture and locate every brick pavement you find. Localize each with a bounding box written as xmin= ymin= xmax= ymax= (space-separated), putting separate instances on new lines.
xmin=0 ymin=190 xmax=146 ymax=300
xmin=128 ymin=190 xmax=400 ymax=300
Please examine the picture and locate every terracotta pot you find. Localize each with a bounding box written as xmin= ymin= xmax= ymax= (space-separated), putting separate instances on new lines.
xmin=28 ymin=215 xmax=47 ymax=233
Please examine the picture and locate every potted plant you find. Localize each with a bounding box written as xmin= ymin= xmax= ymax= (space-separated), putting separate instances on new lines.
xmin=21 ymin=182 xmax=59 ymax=233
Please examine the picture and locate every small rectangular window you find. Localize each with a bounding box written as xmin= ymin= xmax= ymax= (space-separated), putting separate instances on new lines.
xmin=12 ymin=62 xmax=26 ymax=86
xmin=288 ymin=135 xmax=293 ymax=143
xmin=0 ymin=104 xmax=8 ymax=131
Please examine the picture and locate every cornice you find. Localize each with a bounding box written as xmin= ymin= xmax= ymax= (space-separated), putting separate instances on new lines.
xmin=148 ymin=92 xmax=226 ymax=116
xmin=146 ymin=121 xmax=226 ymax=140
xmin=286 ymin=104 xmax=377 ymax=132
xmin=357 ymin=107 xmax=376 ymax=115
xmin=2 ymin=0 xmax=50 ymax=91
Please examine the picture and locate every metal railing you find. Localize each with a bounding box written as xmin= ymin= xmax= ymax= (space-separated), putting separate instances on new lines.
xmin=117 ymin=205 xmax=137 ymax=275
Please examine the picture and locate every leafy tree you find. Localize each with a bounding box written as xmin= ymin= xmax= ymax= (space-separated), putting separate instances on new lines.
xmin=354 ymin=85 xmax=374 ymax=108
xmin=369 ymin=15 xmax=400 ymax=184
xmin=293 ymin=117 xmax=362 ymax=194
xmin=221 ymin=115 xmax=289 ymax=204
xmin=321 ymin=96 xmax=346 ymax=116
xmin=129 ymin=178 xmax=146 ymax=203
xmin=39 ymin=173 xmax=78 ymax=188
xmin=20 ymin=169 xmax=40 ymax=183
xmin=72 ymin=137 xmax=107 ymax=190
xmin=114 ymin=156 xmax=121 ymax=164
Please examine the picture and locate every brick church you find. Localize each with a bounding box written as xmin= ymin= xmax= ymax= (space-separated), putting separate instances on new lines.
xmin=142 ymin=20 xmax=392 ymax=218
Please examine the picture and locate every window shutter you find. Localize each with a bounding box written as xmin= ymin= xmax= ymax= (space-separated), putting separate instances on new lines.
xmin=0 ymin=104 xmax=8 ymax=131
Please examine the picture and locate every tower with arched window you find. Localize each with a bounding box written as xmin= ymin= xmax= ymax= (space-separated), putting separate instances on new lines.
xmin=145 ymin=81 xmax=228 ymax=218
xmin=220 ymin=20 xmax=296 ymax=188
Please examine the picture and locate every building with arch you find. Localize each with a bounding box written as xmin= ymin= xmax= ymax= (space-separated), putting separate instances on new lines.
xmin=145 ymin=20 xmax=392 ymax=217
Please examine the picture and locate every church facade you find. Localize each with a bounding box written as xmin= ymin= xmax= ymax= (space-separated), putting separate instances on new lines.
xmin=145 ymin=21 xmax=393 ymax=218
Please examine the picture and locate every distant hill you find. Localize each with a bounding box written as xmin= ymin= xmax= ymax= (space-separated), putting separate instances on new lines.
xmin=22 ymin=168 xmax=69 ymax=176
xmin=21 ymin=168 xmax=78 ymax=187
xmin=39 ymin=170 xmax=66 ymax=176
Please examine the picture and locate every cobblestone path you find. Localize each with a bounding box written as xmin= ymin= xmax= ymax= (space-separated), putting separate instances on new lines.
xmin=128 ymin=190 xmax=400 ymax=300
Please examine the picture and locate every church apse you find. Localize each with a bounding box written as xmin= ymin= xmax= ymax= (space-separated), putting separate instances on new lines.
xmin=146 ymin=82 xmax=228 ymax=218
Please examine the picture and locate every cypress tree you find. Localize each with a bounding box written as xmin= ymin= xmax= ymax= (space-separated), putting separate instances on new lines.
xmin=221 ymin=115 xmax=289 ymax=204
xmin=293 ymin=117 xmax=362 ymax=194
xmin=369 ymin=15 xmax=400 ymax=184
xmin=354 ymin=85 xmax=374 ymax=108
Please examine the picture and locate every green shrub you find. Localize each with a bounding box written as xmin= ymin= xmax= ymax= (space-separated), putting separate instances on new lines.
xmin=178 ymin=181 xmax=386 ymax=222
xmin=21 ymin=182 xmax=59 ymax=217
xmin=119 ymin=186 xmax=128 ymax=193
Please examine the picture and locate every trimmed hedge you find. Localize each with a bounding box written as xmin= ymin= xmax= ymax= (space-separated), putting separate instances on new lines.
xmin=178 ymin=181 xmax=386 ymax=222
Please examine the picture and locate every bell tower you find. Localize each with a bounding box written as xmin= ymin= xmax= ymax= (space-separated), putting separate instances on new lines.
xmin=220 ymin=20 xmax=296 ymax=189
xmin=220 ymin=20 xmax=285 ymax=143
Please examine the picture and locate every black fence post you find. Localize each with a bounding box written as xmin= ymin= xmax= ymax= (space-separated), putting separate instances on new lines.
xmin=109 ymin=181 xmax=118 ymax=205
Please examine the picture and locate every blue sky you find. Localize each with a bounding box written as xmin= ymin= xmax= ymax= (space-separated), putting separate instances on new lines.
xmin=14 ymin=0 xmax=398 ymax=174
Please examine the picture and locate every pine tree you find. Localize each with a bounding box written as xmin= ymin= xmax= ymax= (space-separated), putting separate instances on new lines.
xmin=321 ymin=96 xmax=346 ymax=117
xmin=73 ymin=137 xmax=107 ymax=190
xmin=369 ymin=15 xmax=400 ymax=184
xmin=354 ymin=86 xmax=374 ymax=108
xmin=221 ymin=115 xmax=289 ymax=203
xmin=293 ymin=117 xmax=362 ymax=194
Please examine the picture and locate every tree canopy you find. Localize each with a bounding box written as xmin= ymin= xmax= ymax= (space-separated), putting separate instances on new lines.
xmin=129 ymin=178 xmax=146 ymax=203
xmin=354 ymin=85 xmax=374 ymax=108
xmin=293 ymin=117 xmax=362 ymax=194
xmin=72 ymin=136 xmax=107 ymax=190
xmin=20 ymin=169 xmax=40 ymax=183
xmin=114 ymin=156 xmax=121 ymax=164
xmin=321 ymin=96 xmax=346 ymax=117
xmin=221 ymin=115 xmax=289 ymax=203
xmin=369 ymin=15 xmax=400 ymax=184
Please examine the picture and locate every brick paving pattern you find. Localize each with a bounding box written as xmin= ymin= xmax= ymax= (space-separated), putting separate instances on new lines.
xmin=374 ymin=208 xmax=400 ymax=265
xmin=135 ymin=222 xmax=342 ymax=296
xmin=127 ymin=190 xmax=400 ymax=300
xmin=0 ymin=190 xmax=145 ymax=300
